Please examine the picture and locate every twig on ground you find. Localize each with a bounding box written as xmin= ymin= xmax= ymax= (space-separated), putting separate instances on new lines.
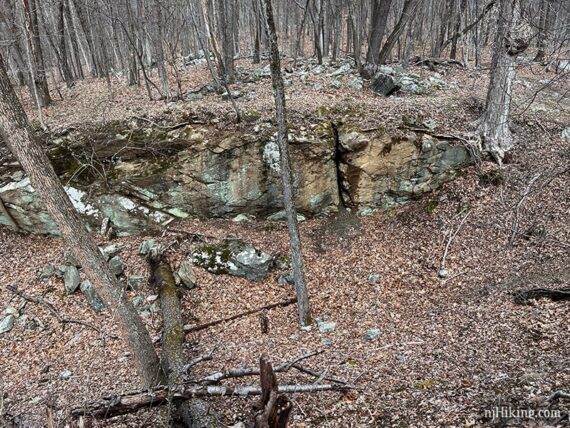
xmin=5 ymin=285 xmax=117 ymax=339
xmin=509 ymin=173 xmax=541 ymax=247
xmin=184 ymin=298 xmax=298 ymax=333
xmin=440 ymin=210 xmax=471 ymax=273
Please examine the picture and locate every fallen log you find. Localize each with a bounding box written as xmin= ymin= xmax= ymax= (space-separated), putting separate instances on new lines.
xmin=514 ymin=288 xmax=570 ymax=304
xmin=149 ymin=252 xmax=221 ymax=427
xmin=71 ymin=382 xmax=346 ymax=418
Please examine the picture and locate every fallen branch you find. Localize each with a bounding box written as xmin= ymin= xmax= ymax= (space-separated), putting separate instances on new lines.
xmin=184 ymin=298 xmax=298 ymax=333
xmin=440 ymin=210 xmax=471 ymax=273
xmin=132 ymin=115 xmax=189 ymax=131
xmin=199 ymin=350 xmax=323 ymax=383
xmin=509 ymin=174 xmax=541 ymax=247
xmin=549 ymin=390 xmax=570 ymax=402
xmin=71 ymin=382 xmax=346 ymax=418
xmin=5 ymin=285 xmax=116 ymax=339
xmin=514 ymin=288 xmax=570 ymax=304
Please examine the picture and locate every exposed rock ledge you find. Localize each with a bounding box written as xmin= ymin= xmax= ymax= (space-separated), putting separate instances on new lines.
xmin=0 ymin=120 xmax=472 ymax=236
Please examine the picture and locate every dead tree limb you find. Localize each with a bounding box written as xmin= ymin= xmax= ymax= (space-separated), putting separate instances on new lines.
xmin=5 ymin=285 xmax=116 ymax=339
xmin=509 ymin=174 xmax=541 ymax=247
xmin=514 ymin=288 xmax=570 ymax=304
xmin=549 ymin=390 xmax=570 ymax=402
xmin=439 ymin=210 xmax=471 ymax=274
xmin=184 ymin=298 xmax=298 ymax=333
xmin=199 ymin=350 xmax=323 ymax=383
xmin=254 ymin=353 xmax=292 ymax=427
xmin=71 ymin=382 xmax=345 ymax=419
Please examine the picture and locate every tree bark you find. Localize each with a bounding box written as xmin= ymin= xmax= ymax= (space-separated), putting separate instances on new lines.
xmin=377 ymin=0 xmax=422 ymax=65
xmin=366 ymin=0 xmax=393 ymax=64
xmin=0 ymin=53 xmax=164 ymax=390
xmin=21 ymin=0 xmax=51 ymax=107
xmin=261 ymin=0 xmax=312 ymax=327
xmin=478 ymin=0 xmax=526 ymax=164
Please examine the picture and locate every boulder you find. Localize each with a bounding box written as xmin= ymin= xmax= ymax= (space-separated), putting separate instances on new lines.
xmin=371 ymin=73 xmax=400 ymax=96
xmin=192 ymin=240 xmax=274 ymax=281
xmin=108 ymin=256 xmax=125 ymax=277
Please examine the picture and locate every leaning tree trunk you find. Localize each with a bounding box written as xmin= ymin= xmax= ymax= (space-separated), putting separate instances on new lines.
xmin=262 ymin=0 xmax=312 ymax=327
xmin=377 ymin=0 xmax=422 ymax=65
xmin=0 ymin=53 xmax=165 ymax=390
xmin=478 ymin=0 xmax=526 ymax=164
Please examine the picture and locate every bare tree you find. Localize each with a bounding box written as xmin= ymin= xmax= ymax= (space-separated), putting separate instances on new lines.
xmin=0 ymin=53 xmax=164 ymax=389
xmin=478 ymin=0 xmax=528 ymax=163
xmin=261 ymin=0 xmax=312 ymax=327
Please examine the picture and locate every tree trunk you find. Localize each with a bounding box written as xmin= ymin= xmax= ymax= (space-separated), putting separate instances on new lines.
xmin=377 ymin=0 xmax=422 ymax=65
xmin=261 ymin=0 xmax=312 ymax=327
xmin=478 ymin=0 xmax=526 ymax=164
xmin=0 ymin=53 xmax=164 ymax=390
xmin=21 ymin=0 xmax=51 ymax=107
xmin=366 ymin=0 xmax=393 ymax=64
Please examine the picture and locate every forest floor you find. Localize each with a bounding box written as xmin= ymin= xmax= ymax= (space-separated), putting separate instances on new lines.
xmin=1 ymin=56 xmax=569 ymax=427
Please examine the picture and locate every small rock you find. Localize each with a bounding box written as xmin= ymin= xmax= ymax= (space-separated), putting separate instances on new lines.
xmin=232 ymin=213 xmax=255 ymax=222
xmin=149 ymin=303 xmax=161 ymax=314
xmin=267 ymin=210 xmax=306 ymax=223
xmin=64 ymin=249 xmax=80 ymax=267
xmin=38 ymin=263 xmax=54 ymax=283
xmin=0 ymin=315 xmax=15 ymax=334
xmin=562 ymin=127 xmax=570 ymax=142
xmin=55 ymin=265 xmax=67 ymax=278
xmin=330 ymin=63 xmax=352 ymax=76
xmin=365 ymin=328 xmax=381 ymax=341
xmin=139 ymin=240 xmax=157 ymax=255
xmin=289 ymin=333 xmax=299 ymax=340
xmin=132 ymin=295 xmax=144 ymax=307
xmin=4 ymin=306 xmax=19 ymax=316
xmin=176 ymin=260 xmax=196 ymax=289
xmin=318 ymin=320 xmax=336 ymax=334
xmin=300 ymin=324 xmax=312 ymax=332
xmin=80 ymin=281 xmax=107 ymax=313
xmin=127 ymin=276 xmax=144 ymax=291
xmin=330 ymin=79 xmax=342 ymax=89
xmin=321 ymin=338 xmax=333 ymax=346
xmin=348 ymin=77 xmax=364 ymax=91
xmin=277 ymin=272 xmax=295 ymax=285
xmin=221 ymin=90 xmax=242 ymax=100
xmin=438 ymin=269 xmax=449 ymax=278
xmin=108 ymin=256 xmax=125 ymax=277
xmin=63 ymin=266 xmax=81 ymax=294
xmin=368 ymin=274 xmax=380 ymax=285
xmin=60 ymin=370 xmax=73 ymax=379
xmin=99 ymin=244 xmax=122 ymax=261
xmin=147 ymin=294 xmax=159 ymax=303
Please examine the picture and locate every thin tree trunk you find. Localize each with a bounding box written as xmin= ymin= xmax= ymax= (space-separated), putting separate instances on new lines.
xmin=377 ymin=0 xmax=422 ymax=65
xmin=0 ymin=53 xmax=164 ymax=390
xmin=261 ymin=0 xmax=312 ymax=327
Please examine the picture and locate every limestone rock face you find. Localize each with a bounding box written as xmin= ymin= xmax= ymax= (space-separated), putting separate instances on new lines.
xmin=0 ymin=123 xmax=338 ymax=236
xmin=0 ymin=120 xmax=473 ymax=235
xmin=338 ymin=128 xmax=472 ymax=211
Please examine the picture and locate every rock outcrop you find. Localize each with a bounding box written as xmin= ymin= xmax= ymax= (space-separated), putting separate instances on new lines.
xmin=0 ymin=119 xmax=473 ymax=235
